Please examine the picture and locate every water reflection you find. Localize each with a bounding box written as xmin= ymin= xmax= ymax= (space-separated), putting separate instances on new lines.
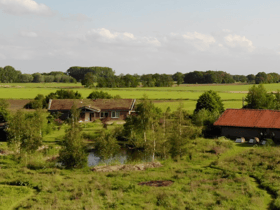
xmin=88 ymin=147 xmax=151 ymax=166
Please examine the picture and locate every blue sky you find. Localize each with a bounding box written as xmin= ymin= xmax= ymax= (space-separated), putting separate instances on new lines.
xmin=0 ymin=0 xmax=280 ymax=75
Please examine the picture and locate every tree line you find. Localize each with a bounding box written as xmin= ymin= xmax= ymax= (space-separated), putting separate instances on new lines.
xmin=0 ymin=66 xmax=76 ymax=83
xmin=2 ymin=65 xmax=280 ymax=86
xmin=175 ymin=71 xmax=280 ymax=85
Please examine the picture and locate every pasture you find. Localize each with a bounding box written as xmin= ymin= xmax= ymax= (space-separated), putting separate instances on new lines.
xmin=2 ymin=82 xmax=280 ymax=111
xmin=0 ymin=82 xmax=267 ymax=112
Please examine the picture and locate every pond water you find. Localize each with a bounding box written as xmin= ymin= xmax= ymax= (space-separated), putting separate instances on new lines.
xmin=88 ymin=147 xmax=151 ymax=166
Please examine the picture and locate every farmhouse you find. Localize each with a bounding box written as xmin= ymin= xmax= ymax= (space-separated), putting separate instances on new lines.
xmin=48 ymin=99 xmax=136 ymax=122
xmin=214 ymin=109 xmax=280 ymax=142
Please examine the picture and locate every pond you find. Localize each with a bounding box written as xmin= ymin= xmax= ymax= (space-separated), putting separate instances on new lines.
xmin=88 ymin=147 xmax=152 ymax=166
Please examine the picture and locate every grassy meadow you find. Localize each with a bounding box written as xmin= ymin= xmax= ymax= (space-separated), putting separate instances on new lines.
xmin=0 ymin=135 xmax=279 ymax=209
xmin=2 ymin=82 xmax=280 ymax=209
xmin=0 ymin=82 xmax=269 ymax=112
xmin=1 ymin=82 xmax=280 ymax=112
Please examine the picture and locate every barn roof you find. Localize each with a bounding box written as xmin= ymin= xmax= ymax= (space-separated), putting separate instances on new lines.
xmin=49 ymin=99 xmax=136 ymax=111
xmin=214 ymin=109 xmax=280 ymax=129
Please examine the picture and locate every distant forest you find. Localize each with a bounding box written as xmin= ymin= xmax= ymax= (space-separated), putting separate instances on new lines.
xmin=0 ymin=66 xmax=76 ymax=83
xmin=0 ymin=65 xmax=278 ymax=87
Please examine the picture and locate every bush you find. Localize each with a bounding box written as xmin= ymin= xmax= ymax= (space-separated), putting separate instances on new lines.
xmin=87 ymin=91 xmax=113 ymax=99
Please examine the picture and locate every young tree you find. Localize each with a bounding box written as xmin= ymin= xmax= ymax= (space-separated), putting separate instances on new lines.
xmin=123 ymin=95 xmax=162 ymax=161
xmin=244 ymin=84 xmax=275 ymax=109
xmin=59 ymin=104 xmax=87 ymax=168
xmin=7 ymin=110 xmax=43 ymax=153
xmin=194 ymin=90 xmax=224 ymax=114
xmin=95 ymin=129 xmax=120 ymax=162
xmin=168 ymin=103 xmax=202 ymax=159
xmin=168 ymin=103 xmax=191 ymax=159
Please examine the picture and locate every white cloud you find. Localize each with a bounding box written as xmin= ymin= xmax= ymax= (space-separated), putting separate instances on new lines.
xmin=123 ymin=32 xmax=135 ymax=40
xmin=87 ymin=28 xmax=160 ymax=46
xmin=20 ymin=31 xmax=38 ymax=38
xmin=0 ymin=0 xmax=53 ymax=16
xmin=224 ymin=34 xmax=255 ymax=52
xmin=181 ymin=31 xmax=215 ymax=51
xmin=143 ymin=37 xmax=161 ymax=47
xmin=183 ymin=32 xmax=216 ymax=44
xmin=97 ymin=28 xmax=117 ymax=39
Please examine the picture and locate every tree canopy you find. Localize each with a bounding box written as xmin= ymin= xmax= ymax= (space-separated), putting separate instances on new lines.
xmin=87 ymin=91 xmax=113 ymax=99
xmin=244 ymin=84 xmax=276 ymax=109
xmin=194 ymin=90 xmax=224 ymax=114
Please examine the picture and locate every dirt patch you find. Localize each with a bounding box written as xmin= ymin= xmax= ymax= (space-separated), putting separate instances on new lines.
xmin=91 ymin=162 xmax=163 ymax=172
xmin=138 ymin=180 xmax=174 ymax=187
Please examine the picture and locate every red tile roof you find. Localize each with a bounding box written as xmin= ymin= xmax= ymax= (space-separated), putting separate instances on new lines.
xmin=214 ymin=109 xmax=280 ymax=129
xmin=49 ymin=99 xmax=135 ymax=111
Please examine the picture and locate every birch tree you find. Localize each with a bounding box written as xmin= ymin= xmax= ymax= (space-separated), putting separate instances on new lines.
xmin=59 ymin=104 xmax=87 ymax=168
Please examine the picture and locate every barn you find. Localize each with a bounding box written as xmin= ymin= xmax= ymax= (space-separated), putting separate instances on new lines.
xmin=214 ymin=109 xmax=280 ymax=142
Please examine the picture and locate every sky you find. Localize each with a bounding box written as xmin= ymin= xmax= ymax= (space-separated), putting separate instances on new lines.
xmin=0 ymin=0 xmax=280 ymax=75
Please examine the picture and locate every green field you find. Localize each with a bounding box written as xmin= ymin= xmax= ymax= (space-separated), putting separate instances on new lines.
xmin=2 ymin=82 xmax=279 ymax=112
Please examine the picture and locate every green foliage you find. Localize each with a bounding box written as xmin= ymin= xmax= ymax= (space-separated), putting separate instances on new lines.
xmin=95 ymin=129 xmax=120 ymax=161
xmin=0 ymin=66 xmax=21 ymax=83
xmin=168 ymin=103 xmax=195 ymax=159
xmin=87 ymin=90 xmax=113 ymax=99
xmin=59 ymin=105 xmax=87 ymax=169
xmin=141 ymin=74 xmax=173 ymax=87
xmin=244 ymin=84 xmax=275 ymax=109
xmin=46 ymin=89 xmax=82 ymax=100
xmin=67 ymin=66 xmax=115 ymax=82
xmin=194 ymin=90 xmax=224 ymax=114
xmin=123 ymin=96 xmax=163 ymax=160
xmin=184 ymin=70 xmax=234 ymax=84
xmin=173 ymin=72 xmax=184 ymax=86
xmin=24 ymin=94 xmax=47 ymax=109
xmin=7 ymin=110 xmax=43 ymax=153
xmin=0 ymin=99 xmax=10 ymax=122
xmin=81 ymin=72 xmax=97 ymax=87
xmin=192 ymin=109 xmax=220 ymax=126
xmin=26 ymin=89 xmax=83 ymax=109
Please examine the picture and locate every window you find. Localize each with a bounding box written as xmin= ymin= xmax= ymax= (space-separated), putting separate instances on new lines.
xmin=101 ymin=112 xmax=109 ymax=118
xmin=111 ymin=111 xmax=120 ymax=118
